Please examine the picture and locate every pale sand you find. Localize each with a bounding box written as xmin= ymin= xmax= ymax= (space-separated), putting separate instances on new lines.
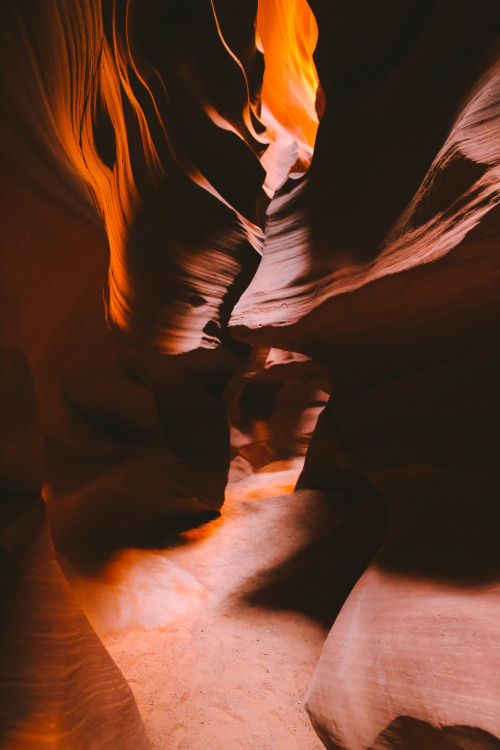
xmin=66 ymin=461 xmax=328 ymax=749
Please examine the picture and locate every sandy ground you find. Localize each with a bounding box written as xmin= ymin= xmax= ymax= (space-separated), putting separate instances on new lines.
xmin=65 ymin=460 xmax=332 ymax=749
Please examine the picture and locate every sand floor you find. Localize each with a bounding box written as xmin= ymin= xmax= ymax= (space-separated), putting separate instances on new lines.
xmin=65 ymin=461 xmax=333 ymax=749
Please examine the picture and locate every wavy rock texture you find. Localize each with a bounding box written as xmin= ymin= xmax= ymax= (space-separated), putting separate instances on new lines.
xmin=0 ymin=500 xmax=151 ymax=750
xmin=0 ymin=1 xmax=327 ymax=746
xmin=0 ymin=0 xmax=274 ymax=547
xmin=225 ymin=347 xmax=331 ymax=479
xmin=230 ymin=2 xmax=500 ymax=748
xmin=0 ymin=305 xmax=149 ymax=749
xmin=0 ymin=1 xmax=264 ymax=747
xmin=1 ymin=0 xmax=266 ymax=354
xmin=231 ymin=56 xmax=500 ymax=329
xmin=1 ymin=0 xmax=500 ymax=748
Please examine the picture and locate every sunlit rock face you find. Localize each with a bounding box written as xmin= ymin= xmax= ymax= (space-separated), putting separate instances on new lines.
xmin=0 ymin=0 xmax=327 ymax=558
xmin=231 ymin=0 xmax=500 ymax=329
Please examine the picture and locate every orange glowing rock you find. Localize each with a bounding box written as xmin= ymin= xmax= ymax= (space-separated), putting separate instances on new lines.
xmin=1 ymin=0 xmax=266 ymax=355
xmin=257 ymin=0 xmax=320 ymax=194
xmin=257 ymin=0 xmax=319 ymax=151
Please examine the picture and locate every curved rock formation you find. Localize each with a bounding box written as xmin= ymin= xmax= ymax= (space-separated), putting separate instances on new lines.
xmin=225 ymin=347 xmax=330 ymax=479
xmin=0 ymin=304 xmax=150 ymax=749
xmin=230 ymin=3 xmax=500 ymax=748
xmin=1 ymin=0 xmax=265 ymax=354
xmin=0 ymin=1 xmax=266 ymax=745
xmin=0 ymin=0 xmax=271 ymax=558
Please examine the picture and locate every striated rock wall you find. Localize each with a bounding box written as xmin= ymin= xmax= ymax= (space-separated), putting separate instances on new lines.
xmin=0 ymin=1 xmax=323 ymax=746
xmin=0 ymin=302 xmax=150 ymax=749
xmin=0 ymin=1 xmax=266 ymax=746
xmin=230 ymin=2 xmax=500 ymax=748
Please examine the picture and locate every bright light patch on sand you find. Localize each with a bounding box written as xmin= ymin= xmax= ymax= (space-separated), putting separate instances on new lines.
xmin=70 ymin=549 xmax=206 ymax=634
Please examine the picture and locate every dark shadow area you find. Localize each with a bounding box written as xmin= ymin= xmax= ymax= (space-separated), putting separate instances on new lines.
xmin=231 ymin=489 xmax=386 ymax=629
xmin=369 ymin=716 xmax=500 ymax=750
xmin=0 ymin=497 xmax=46 ymax=745
xmin=306 ymin=0 xmax=500 ymax=264
xmin=374 ymin=489 xmax=500 ymax=588
xmin=410 ymin=154 xmax=487 ymax=228
xmin=47 ymin=467 xmax=220 ymax=577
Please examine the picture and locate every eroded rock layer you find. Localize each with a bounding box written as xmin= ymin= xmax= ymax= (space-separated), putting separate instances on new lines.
xmin=225 ymin=347 xmax=330 ymax=479
xmin=1 ymin=0 xmax=266 ymax=355
xmin=0 ymin=304 xmax=149 ymax=749
xmin=0 ymin=1 xmax=264 ymax=746
xmin=1 ymin=500 xmax=151 ymax=750
xmin=230 ymin=3 xmax=500 ymax=748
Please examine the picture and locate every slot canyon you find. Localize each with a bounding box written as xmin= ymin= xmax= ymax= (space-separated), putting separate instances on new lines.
xmin=1 ymin=1 xmax=499 ymax=748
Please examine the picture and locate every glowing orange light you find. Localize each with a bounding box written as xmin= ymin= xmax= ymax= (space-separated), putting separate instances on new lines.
xmin=17 ymin=0 xmax=320 ymax=345
xmin=257 ymin=0 xmax=320 ymax=173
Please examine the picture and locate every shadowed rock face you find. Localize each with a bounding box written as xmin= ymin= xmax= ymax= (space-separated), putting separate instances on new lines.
xmin=1 ymin=0 xmax=500 ymax=748
xmin=229 ymin=3 xmax=500 ymax=749
xmin=1 ymin=0 xmax=266 ymax=355
xmin=371 ymin=719 xmax=500 ymax=750
xmin=0 ymin=304 xmax=150 ymax=749
xmin=0 ymin=500 xmax=151 ymax=750
xmin=0 ymin=0 xmax=269 ymax=553
xmin=225 ymin=347 xmax=331 ymax=479
xmin=0 ymin=1 xmax=266 ymax=745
